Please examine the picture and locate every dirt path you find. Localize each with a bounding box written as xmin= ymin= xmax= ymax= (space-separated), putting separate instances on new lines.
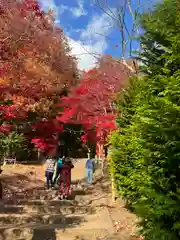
xmin=0 ymin=160 xmax=139 ymax=240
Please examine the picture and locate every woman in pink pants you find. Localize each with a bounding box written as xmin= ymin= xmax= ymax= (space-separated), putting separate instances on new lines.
xmin=59 ymin=158 xmax=74 ymax=200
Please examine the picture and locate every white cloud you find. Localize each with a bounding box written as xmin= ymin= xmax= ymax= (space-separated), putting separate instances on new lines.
xmin=58 ymin=5 xmax=69 ymax=15
xmin=69 ymin=39 xmax=103 ymax=70
xmin=61 ymin=0 xmax=87 ymax=18
xmin=38 ymin=0 xmax=114 ymax=70
xmin=71 ymin=0 xmax=87 ymax=17
xmin=69 ymin=12 xmax=114 ymax=70
xmin=80 ymin=14 xmax=113 ymax=42
xmin=38 ymin=0 xmax=57 ymax=12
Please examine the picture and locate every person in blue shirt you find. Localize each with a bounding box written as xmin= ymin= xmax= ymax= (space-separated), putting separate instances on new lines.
xmin=85 ymin=158 xmax=94 ymax=184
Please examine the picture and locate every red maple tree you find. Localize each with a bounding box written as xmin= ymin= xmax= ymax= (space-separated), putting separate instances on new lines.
xmin=0 ymin=0 xmax=78 ymax=154
xmin=0 ymin=0 xmax=77 ymax=109
xmin=57 ymin=55 xmax=133 ymax=157
xmin=31 ymin=119 xmax=64 ymax=153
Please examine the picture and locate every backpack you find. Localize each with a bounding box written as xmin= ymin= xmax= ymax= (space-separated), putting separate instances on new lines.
xmin=57 ymin=158 xmax=63 ymax=169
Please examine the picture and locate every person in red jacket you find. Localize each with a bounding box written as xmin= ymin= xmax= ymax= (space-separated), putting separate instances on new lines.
xmin=59 ymin=158 xmax=74 ymax=200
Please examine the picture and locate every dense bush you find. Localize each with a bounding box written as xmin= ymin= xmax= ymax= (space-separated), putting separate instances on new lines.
xmin=110 ymin=76 xmax=147 ymax=206
xmin=110 ymin=0 xmax=180 ymax=239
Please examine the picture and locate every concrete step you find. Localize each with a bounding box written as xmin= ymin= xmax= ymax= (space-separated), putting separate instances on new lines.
xmin=0 ymin=203 xmax=95 ymax=215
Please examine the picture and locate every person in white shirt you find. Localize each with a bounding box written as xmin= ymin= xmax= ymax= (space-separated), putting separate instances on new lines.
xmin=45 ymin=156 xmax=55 ymax=189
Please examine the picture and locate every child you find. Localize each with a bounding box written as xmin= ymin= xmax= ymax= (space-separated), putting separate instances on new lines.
xmin=45 ymin=156 xmax=55 ymax=189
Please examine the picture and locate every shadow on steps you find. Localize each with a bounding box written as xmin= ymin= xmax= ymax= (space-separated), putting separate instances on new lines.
xmin=0 ymin=204 xmax=23 ymax=214
xmin=0 ymin=215 xmax=86 ymax=240
xmin=32 ymin=229 xmax=56 ymax=240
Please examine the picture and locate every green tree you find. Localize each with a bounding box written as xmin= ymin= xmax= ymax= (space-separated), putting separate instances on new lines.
xmin=0 ymin=132 xmax=24 ymax=159
xmin=110 ymin=0 xmax=180 ymax=239
xmin=110 ymin=76 xmax=147 ymax=206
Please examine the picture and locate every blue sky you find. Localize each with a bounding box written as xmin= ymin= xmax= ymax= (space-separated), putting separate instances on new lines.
xmin=38 ymin=0 xmax=157 ymax=70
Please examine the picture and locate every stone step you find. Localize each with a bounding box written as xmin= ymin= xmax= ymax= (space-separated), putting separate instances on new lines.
xmin=4 ymin=187 xmax=86 ymax=202
xmin=24 ymin=204 xmax=95 ymax=215
xmin=0 ymin=203 xmax=95 ymax=215
xmin=3 ymin=199 xmax=78 ymax=206
xmin=0 ymin=209 xmax=116 ymax=239
xmin=0 ymin=226 xmax=114 ymax=240
xmin=0 ymin=208 xmax=111 ymax=228
xmin=5 ymin=193 xmax=57 ymax=202
xmin=0 ymin=212 xmax=87 ymax=225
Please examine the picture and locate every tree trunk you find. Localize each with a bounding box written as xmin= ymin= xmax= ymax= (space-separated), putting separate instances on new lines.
xmin=38 ymin=149 xmax=40 ymax=161
xmin=38 ymin=150 xmax=44 ymax=163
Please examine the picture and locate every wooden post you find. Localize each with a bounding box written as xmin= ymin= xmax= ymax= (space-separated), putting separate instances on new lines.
xmin=111 ymin=172 xmax=116 ymax=204
xmin=108 ymin=147 xmax=116 ymax=204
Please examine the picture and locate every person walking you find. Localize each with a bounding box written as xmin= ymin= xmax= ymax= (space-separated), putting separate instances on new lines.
xmin=45 ymin=156 xmax=55 ymax=189
xmin=59 ymin=158 xmax=74 ymax=200
xmin=86 ymin=158 xmax=94 ymax=184
xmin=53 ymin=155 xmax=64 ymax=186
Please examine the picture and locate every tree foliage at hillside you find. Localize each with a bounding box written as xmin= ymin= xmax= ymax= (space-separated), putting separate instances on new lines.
xmin=57 ymin=55 xmax=133 ymax=156
xmin=110 ymin=0 xmax=180 ymax=239
xmin=0 ymin=0 xmax=77 ymax=114
xmin=0 ymin=0 xmax=78 ymax=157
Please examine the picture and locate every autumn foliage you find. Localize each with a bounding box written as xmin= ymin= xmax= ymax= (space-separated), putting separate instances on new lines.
xmin=57 ymin=55 xmax=133 ymax=155
xmin=0 ymin=0 xmax=77 ymax=111
xmin=0 ymin=1 xmax=133 ymax=157
xmin=31 ymin=119 xmax=64 ymax=153
xmin=0 ymin=0 xmax=78 ymax=155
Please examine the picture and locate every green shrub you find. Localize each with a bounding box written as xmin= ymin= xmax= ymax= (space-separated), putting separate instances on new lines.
xmin=110 ymin=0 xmax=180 ymax=239
xmin=132 ymin=72 xmax=180 ymax=240
xmin=110 ymin=76 xmax=147 ymax=207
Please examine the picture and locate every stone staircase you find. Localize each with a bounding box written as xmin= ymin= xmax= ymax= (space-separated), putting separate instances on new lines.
xmin=0 ymin=180 xmax=115 ymax=240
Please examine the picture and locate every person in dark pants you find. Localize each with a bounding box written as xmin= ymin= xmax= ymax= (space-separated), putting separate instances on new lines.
xmin=45 ymin=157 xmax=55 ymax=189
xmin=59 ymin=158 xmax=74 ymax=200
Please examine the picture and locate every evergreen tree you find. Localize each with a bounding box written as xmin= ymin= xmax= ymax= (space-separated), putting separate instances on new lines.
xmin=111 ymin=0 xmax=180 ymax=239
xmin=110 ymin=76 xmax=147 ymax=207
